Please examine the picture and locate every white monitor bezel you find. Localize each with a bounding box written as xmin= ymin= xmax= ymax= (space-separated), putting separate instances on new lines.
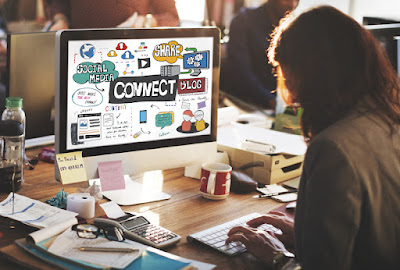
xmin=55 ymin=27 xmax=220 ymax=163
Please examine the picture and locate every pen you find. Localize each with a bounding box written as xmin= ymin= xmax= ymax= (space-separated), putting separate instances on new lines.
xmin=253 ymin=190 xmax=297 ymax=199
xmin=76 ymin=247 xmax=139 ymax=252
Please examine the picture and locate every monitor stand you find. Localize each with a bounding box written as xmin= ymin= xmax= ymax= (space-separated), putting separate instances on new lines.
xmin=88 ymin=173 xmax=171 ymax=206
xmin=191 ymin=69 xmax=202 ymax=76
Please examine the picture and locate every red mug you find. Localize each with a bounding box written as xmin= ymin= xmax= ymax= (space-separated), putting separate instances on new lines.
xmin=200 ymin=163 xmax=232 ymax=200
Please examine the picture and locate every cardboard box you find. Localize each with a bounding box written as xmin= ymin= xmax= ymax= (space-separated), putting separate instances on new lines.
xmin=218 ymin=144 xmax=304 ymax=185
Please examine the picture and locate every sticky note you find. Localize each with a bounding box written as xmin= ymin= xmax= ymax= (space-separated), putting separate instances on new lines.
xmin=56 ymin=151 xmax=87 ymax=184
xmin=98 ymin=160 xmax=125 ymax=191
xmin=100 ymin=201 xmax=126 ymax=219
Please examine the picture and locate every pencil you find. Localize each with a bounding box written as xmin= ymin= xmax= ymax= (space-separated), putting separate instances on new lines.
xmin=76 ymin=247 xmax=139 ymax=252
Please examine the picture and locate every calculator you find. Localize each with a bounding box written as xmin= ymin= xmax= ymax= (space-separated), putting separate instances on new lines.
xmin=94 ymin=213 xmax=181 ymax=248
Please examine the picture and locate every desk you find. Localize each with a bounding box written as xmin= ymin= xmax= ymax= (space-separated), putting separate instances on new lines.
xmin=0 ymin=148 xmax=287 ymax=270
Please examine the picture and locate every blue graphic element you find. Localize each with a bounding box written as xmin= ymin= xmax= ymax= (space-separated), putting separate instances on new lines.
xmin=7 ymin=202 xmax=35 ymax=215
xmin=140 ymin=110 xmax=147 ymax=123
xmin=23 ymin=215 xmax=45 ymax=223
xmin=121 ymin=50 xmax=135 ymax=59
xmin=80 ymin=44 xmax=95 ymax=59
xmin=183 ymin=51 xmax=209 ymax=69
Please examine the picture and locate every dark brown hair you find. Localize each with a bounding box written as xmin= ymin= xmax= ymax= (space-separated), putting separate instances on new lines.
xmin=268 ymin=5 xmax=400 ymax=142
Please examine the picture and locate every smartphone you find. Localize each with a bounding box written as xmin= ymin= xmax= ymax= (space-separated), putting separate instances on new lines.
xmin=94 ymin=214 xmax=181 ymax=248
xmin=140 ymin=110 xmax=147 ymax=123
xmin=271 ymin=192 xmax=297 ymax=203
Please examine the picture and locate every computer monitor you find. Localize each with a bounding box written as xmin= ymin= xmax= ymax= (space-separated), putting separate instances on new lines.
xmin=7 ymin=32 xmax=56 ymax=147
xmin=366 ymin=23 xmax=400 ymax=75
xmin=183 ymin=50 xmax=209 ymax=76
xmin=55 ymin=27 xmax=220 ymax=180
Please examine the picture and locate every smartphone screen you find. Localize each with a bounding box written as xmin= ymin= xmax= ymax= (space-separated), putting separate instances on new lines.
xmin=140 ymin=110 xmax=147 ymax=123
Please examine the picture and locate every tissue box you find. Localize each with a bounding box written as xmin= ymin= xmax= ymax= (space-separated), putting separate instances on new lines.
xmin=217 ymin=144 xmax=304 ymax=185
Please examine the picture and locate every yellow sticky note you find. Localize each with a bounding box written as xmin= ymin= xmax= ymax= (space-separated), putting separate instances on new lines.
xmin=56 ymin=151 xmax=87 ymax=184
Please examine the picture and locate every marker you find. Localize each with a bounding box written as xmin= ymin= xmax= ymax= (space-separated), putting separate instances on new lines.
xmin=76 ymin=247 xmax=139 ymax=253
xmin=253 ymin=190 xmax=297 ymax=199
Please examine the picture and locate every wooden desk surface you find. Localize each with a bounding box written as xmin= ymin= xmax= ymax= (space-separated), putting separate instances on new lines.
xmin=0 ymin=149 xmax=286 ymax=270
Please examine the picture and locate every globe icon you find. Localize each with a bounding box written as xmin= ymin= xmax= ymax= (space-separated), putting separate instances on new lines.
xmin=80 ymin=44 xmax=95 ymax=59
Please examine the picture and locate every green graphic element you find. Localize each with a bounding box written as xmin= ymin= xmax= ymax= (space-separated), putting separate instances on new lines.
xmin=185 ymin=48 xmax=197 ymax=53
xmin=180 ymin=69 xmax=192 ymax=74
xmin=156 ymin=113 xmax=173 ymax=129
xmin=73 ymin=60 xmax=119 ymax=84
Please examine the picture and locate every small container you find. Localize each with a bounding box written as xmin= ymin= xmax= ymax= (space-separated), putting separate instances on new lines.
xmin=0 ymin=120 xmax=24 ymax=192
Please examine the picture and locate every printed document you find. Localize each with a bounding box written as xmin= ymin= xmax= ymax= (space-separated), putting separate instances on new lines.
xmin=48 ymin=229 xmax=146 ymax=269
xmin=0 ymin=193 xmax=78 ymax=228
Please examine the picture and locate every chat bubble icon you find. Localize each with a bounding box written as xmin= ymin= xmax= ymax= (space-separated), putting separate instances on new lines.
xmin=72 ymin=88 xmax=103 ymax=107
xmin=156 ymin=112 xmax=174 ymax=129
xmin=153 ymin=41 xmax=183 ymax=64
xmin=73 ymin=60 xmax=119 ymax=84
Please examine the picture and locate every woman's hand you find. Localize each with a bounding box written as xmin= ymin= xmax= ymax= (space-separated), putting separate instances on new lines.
xmin=226 ymin=225 xmax=288 ymax=267
xmin=247 ymin=211 xmax=295 ymax=249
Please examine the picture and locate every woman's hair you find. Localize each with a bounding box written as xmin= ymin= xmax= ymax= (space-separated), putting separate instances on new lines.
xmin=268 ymin=5 xmax=400 ymax=142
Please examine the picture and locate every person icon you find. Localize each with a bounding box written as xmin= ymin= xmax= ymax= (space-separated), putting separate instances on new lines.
xmin=181 ymin=110 xmax=193 ymax=132
xmin=194 ymin=110 xmax=205 ymax=131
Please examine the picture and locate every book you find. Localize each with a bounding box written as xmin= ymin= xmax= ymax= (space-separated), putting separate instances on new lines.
xmin=15 ymin=237 xmax=192 ymax=270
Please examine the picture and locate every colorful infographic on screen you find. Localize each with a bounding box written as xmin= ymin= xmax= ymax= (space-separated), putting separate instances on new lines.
xmin=66 ymin=37 xmax=214 ymax=150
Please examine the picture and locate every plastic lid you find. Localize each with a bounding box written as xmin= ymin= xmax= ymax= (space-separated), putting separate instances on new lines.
xmin=5 ymin=97 xmax=23 ymax=108
xmin=0 ymin=120 xmax=23 ymax=136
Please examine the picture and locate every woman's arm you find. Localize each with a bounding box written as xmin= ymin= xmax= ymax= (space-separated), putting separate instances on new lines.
xmin=295 ymin=138 xmax=362 ymax=270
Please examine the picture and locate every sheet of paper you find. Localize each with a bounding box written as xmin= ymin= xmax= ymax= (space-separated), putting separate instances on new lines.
xmin=48 ymin=229 xmax=145 ymax=269
xmin=0 ymin=193 xmax=78 ymax=229
xmin=257 ymin=184 xmax=288 ymax=196
xmin=100 ymin=201 xmax=126 ymax=219
xmin=28 ymin=217 xmax=78 ymax=244
xmin=218 ymin=123 xmax=307 ymax=156
xmin=56 ymin=151 xmax=87 ymax=184
xmin=98 ymin=160 xmax=125 ymax=191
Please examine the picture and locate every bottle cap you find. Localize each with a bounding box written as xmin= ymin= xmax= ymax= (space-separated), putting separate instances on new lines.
xmin=5 ymin=97 xmax=23 ymax=108
xmin=0 ymin=120 xmax=23 ymax=136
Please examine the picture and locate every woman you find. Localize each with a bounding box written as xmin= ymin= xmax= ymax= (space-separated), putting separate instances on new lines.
xmin=226 ymin=6 xmax=400 ymax=270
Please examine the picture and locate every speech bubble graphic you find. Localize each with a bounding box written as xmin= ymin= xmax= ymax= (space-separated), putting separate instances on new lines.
xmin=72 ymin=88 xmax=103 ymax=107
xmin=73 ymin=60 xmax=119 ymax=84
xmin=155 ymin=112 xmax=174 ymax=129
xmin=153 ymin=41 xmax=183 ymax=64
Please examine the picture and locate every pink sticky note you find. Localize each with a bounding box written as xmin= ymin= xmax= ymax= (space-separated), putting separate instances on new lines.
xmin=98 ymin=160 xmax=125 ymax=191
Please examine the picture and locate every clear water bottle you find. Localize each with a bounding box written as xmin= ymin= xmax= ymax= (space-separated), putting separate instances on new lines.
xmin=0 ymin=97 xmax=26 ymax=192
xmin=0 ymin=120 xmax=24 ymax=192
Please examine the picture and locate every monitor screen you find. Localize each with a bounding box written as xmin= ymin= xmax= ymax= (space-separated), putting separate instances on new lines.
xmin=366 ymin=23 xmax=400 ymax=75
xmin=55 ymin=28 xmax=220 ymax=179
xmin=7 ymin=32 xmax=56 ymax=147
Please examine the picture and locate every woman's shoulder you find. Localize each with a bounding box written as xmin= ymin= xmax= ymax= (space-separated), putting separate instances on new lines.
xmin=309 ymin=107 xmax=398 ymax=161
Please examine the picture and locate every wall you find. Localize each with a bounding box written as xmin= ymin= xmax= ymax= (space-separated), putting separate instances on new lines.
xmin=349 ymin=0 xmax=400 ymax=23
xmin=295 ymin=0 xmax=350 ymax=15
xmin=296 ymin=0 xmax=400 ymax=23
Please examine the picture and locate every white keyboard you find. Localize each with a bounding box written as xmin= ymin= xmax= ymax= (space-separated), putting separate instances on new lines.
xmin=187 ymin=213 xmax=282 ymax=256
